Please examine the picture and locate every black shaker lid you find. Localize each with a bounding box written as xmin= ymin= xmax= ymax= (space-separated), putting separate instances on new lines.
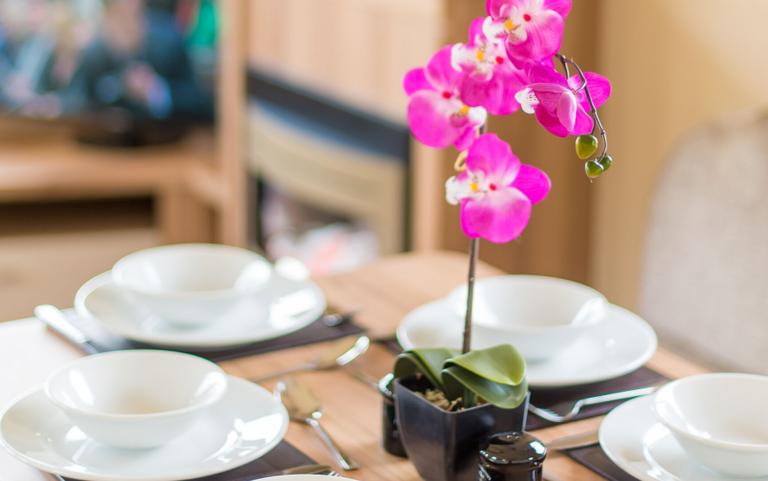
xmin=480 ymin=431 xmax=548 ymax=465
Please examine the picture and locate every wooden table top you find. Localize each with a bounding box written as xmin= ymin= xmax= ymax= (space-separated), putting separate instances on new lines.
xmin=0 ymin=251 xmax=708 ymax=481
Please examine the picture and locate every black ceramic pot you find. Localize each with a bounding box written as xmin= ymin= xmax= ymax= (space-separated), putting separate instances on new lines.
xmin=394 ymin=377 xmax=529 ymax=481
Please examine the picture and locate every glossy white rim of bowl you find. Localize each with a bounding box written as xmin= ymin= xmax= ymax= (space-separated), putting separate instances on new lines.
xmin=653 ymin=373 xmax=768 ymax=452
xmin=44 ymin=350 xmax=227 ymax=420
xmin=112 ymin=244 xmax=271 ymax=299
xmin=450 ymin=275 xmax=609 ymax=333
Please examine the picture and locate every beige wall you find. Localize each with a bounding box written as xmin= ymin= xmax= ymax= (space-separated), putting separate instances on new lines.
xmin=592 ymin=0 xmax=768 ymax=308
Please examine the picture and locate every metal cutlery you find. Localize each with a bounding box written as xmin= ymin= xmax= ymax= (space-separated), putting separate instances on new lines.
xmin=529 ymin=385 xmax=659 ymax=423
xmin=251 ymin=335 xmax=370 ymax=383
xmin=280 ymin=464 xmax=339 ymax=476
xmin=321 ymin=310 xmax=357 ymax=328
xmin=277 ymin=378 xmax=360 ymax=471
xmin=34 ymin=304 xmax=99 ymax=354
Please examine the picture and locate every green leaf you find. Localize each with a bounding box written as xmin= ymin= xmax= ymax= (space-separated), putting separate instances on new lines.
xmin=393 ymin=348 xmax=458 ymax=390
xmin=442 ymin=344 xmax=528 ymax=409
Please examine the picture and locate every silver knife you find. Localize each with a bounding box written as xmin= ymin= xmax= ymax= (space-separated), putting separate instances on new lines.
xmin=546 ymin=430 xmax=600 ymax=451
xmin=34 ymin=304 xmax=99 ymax=354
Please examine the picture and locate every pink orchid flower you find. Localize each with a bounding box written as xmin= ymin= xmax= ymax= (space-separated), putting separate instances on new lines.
xmin=484 ymin=0 xmax=571 ymax=67
xmin=514 ymin=63 xmax=611 ymax=137
xmin=404 ymin=46 xmax=487 ymax=150
xmin=451 ymin=17 xmax=528 ymax=115
xmin=446 ymin=134 xmax=551 ymax=243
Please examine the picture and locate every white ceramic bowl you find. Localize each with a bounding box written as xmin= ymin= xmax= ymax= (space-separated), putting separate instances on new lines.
xmin=449 ymin=275 xmax=607 ymax=361
xmin=653 ymin=373 xmax=768 ymax=477
xmin=44 ymin=350 xmax=228 ymax=449
xmin=112 ymin=244 xmax=272 ymax=326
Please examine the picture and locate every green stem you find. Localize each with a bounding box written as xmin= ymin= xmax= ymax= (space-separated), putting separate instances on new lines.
xmin=462 ymin=237 xmax=479 ymax=355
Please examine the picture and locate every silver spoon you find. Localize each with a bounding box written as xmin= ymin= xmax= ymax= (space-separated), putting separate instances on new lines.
xmin=251 ymin=335 xmax=370 ymax=383
xmin=276 ymin=378 xmax=360 ymax=471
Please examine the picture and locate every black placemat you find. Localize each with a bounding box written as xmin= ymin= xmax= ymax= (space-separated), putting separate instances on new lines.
xmin=526 ymin=366 xmax=668 ymax=430
xmin=63 ymin=308 xmax=365 ymax=362
xmin=58 ymin=441 xmax=316 ymax=481
xmin=566 ymin=444 xmax=640 ymax=481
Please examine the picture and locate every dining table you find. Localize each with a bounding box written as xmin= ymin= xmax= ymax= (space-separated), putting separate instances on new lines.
xmin=0 ymin=250 xmax=709 ymax=481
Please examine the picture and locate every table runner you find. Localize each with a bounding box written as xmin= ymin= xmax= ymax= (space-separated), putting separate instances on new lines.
xmin=565 ymin=444 xmax=640 ymax=481
xmin=58 ymin=441 xmax=316 ymax=481
xmin=62 ymin=308 xmax=364 ymax=361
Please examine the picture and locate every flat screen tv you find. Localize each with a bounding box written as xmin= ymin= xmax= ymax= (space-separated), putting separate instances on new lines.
xmin=0 ymin=0 xmax=217 ymax=145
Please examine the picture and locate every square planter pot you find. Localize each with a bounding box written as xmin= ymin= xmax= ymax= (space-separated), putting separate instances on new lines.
xmin=394 ymin=377 xmax=529 ymax=481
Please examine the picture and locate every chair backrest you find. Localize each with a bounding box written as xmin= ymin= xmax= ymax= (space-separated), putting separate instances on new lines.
xmin=639 ymin=110 xmax=768 ymax=372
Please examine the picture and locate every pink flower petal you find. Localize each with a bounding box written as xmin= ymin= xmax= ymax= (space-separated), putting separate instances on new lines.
xmin=454 ymin=125 xmax=479 ymax=151
xmin=544 ymin=0 xmax=572 ymax=18
xmin=570 ymin=72 xmax=611 ymax=109
xmin=534 ymin=107 xmax=569 ymax=137
xmin=461 ymin=71 xmax=523 ymax=115
xmin=511 ymin=164 xmax=551 ymax=205
xmin=486 ymin=0 xmax=513 ymax=18
xmin=460 ymin=188 xmax=532 ymax=243
xmin=466 ymin=133 xmax=520 ymax=180
xmin=529 ymin=82 xmax=568 ymax=112
xmin=556 ymin=90 xmax=578 ymax=131
xmin=467 ymin=16 xmax=487 ymax=46
xmin=571 ymin=106 xmax=594 ymax=135
xmin=506 ymin=10 xmax=564 ymax=65
xmin=403 ymin=68 xmax=432 ymax=96
xmin=425 ymin=46 xmax=464 ymax=92
xmin=407 ymin=91 xmax=462 ymax=148
xmin=528 ymin=62 xmax=566 ymax=84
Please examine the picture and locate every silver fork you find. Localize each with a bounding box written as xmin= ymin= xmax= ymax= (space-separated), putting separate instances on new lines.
xmin=528 ymin=385 xmax=659 ymax=423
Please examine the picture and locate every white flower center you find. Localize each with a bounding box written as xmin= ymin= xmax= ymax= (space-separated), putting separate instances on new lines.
xmin=515 ymin=88 xmax=539 ymax=114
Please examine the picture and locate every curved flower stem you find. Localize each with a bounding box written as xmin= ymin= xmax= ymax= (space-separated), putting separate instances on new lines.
xmin=556 ymin=53 xmax=609 ymax=159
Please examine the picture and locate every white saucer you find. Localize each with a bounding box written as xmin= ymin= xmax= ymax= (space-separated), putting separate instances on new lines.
xmin=75 ymin=272 xmax=327 ymax=350
xmin=396 ymin=299 xmax=657 ymax=388
xmin=0 ymin=376 xmax=288 ymax=481
xmin=600 ymin=395 xmax=768 ymax=481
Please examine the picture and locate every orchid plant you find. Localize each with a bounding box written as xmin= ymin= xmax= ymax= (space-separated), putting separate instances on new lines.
xmin=396 ymin=0 xmax=611 ymax=409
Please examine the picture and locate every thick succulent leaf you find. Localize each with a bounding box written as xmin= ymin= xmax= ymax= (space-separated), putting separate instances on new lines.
xmin=442 ymin=344 xmax=528 ymax=409
xmin=393 ymin=348 xmax=458 ymax=390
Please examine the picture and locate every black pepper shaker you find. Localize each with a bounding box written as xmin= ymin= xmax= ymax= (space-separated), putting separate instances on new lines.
xmin=478 ymin=431 xmax=547 ymax=481
xmin=379 ymin=373 xmax=407 ymax=457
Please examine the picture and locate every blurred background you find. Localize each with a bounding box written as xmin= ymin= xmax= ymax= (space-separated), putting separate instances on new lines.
xmin=0 ymin=0 xmax=766 ymax=337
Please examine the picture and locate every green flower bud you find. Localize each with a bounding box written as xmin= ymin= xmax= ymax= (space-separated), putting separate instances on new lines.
xmin=585 ymin=160 xmax=604 ymax=179
xmin=575 ymin=135 xmax=599 ymax=160
xmin=598 ymin=153 xmax=613 ymax=171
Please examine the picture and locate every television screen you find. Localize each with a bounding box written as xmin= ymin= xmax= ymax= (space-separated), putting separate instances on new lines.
xmin=0 ymin=0 xmax=216 ymax=122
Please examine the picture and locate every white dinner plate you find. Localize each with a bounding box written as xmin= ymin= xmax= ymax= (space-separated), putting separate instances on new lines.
xmin=75 ymin=272 xmax=326 ymax=350
xmin=0 ymin=376 xmax=288 ymax=481
xmin=396 ymin=299 xmax=657 ymax=388
xmin=600 ymin=395 xmax=768 ymax=481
